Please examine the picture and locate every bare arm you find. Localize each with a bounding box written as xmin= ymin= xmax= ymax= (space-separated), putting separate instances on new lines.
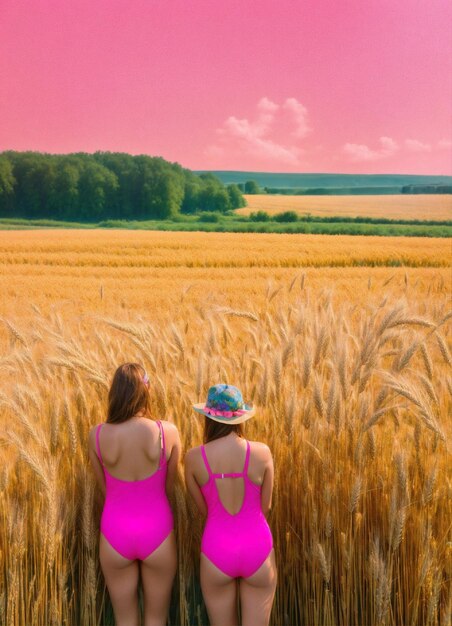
xmin=163 ymin=421 xmax=181 ymax=496
xmin=184 ymin=448 xmax=207 ymax=517
xmin=88 ymin=426 xmax=106 ymax=497
xmin=260 ymin=446 xmax=274 ymax=517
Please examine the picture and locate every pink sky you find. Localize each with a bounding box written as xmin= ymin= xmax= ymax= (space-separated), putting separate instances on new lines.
xmin=0 ymin=0 xmax=451 ymax=174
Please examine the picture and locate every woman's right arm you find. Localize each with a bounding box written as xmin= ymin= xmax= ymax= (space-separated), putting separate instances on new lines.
xmin=184 ymin=448 xmax=207 ymax=516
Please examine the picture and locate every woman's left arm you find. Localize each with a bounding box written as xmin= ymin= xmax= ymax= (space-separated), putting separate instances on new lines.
xmin=163 ymin=422 xmax=181 ymax=495
xmin=260 ymin=444 xmax=274 ymax=517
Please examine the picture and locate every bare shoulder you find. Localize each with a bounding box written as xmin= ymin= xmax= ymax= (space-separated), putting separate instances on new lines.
xmin=88 ymin=423 xmax=101 ymax=446
xmin=249 ymin=440 xmax=272 ymax=462
xmin=160 ymin=420 xmax=180 ymax=443
xmin=160 ymin=420 xmax=179 ymax=434
xmin=184 ymin=445 xmax=202 ymax=468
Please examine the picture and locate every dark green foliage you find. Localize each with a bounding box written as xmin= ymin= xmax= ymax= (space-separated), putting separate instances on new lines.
xmin=295 ymin=213 xmax=452 ymax=226
xmin=198 ymin=185 xmax=231 ymax=213
xmin=0 ymin=151 xmax=246 ymax=221
xmin=244 ymin=180 xmax=261 ymax=194
xmin=227 ymin=184 xmax=247 ymax=208
xmin=1 ymin=215 xmax=450 ymax=237
xmin=249 ymin=211 xmax=271 ymax=222
xmin=77 ymin=159 xmax=119 ymax=220
xmin=199 ymin=212 xmax=221 ymax=223
xmin=401 ymin=184 xmax=452 ymax=194
xmin=263 ymin=186 xmax=402 ymax=195
xmin=0 ymin=156 xmax=16 ymax=215
xmin=272 ymin=211 xmax=299 ymax=222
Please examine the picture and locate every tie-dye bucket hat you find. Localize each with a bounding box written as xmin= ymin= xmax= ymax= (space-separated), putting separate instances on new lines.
xmin=193 ymin=384 xmax=255 ymax=424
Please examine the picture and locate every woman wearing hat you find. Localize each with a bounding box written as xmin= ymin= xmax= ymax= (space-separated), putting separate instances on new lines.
xmin=185 ymin=384 xmax=276 ymax=626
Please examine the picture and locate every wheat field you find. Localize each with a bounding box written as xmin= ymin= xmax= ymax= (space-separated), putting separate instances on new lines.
xmin=0 ymin=230 xmax=451 ymax=626
xmin=238 ymin=194 xmax=452 ymax=221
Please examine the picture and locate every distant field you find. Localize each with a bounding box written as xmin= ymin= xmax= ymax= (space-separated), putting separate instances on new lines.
xmin=238 ymin=194 xmax=452 ymax=221
xmin=0 ymin=230 xmax=450 ymax=319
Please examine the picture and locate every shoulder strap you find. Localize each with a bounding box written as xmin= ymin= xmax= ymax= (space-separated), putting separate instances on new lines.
xmin=243 ymin=440 xmax=251 ymax=475
xmin=157 ymin=420 xmax=166 ymax=468
xmin=206 ymin=441 xmax=250 ymax=479
xmin=201 ymin=445 xmax=213 ymax=476
xmin=95 ymin=424 xmax=104 ymax=466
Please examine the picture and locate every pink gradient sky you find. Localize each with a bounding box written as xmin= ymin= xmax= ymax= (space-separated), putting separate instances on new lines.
xmin=1 ymin=0 xmax=451 ymax=174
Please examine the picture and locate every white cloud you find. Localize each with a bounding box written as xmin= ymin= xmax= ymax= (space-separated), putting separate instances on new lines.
xmin=343 ymin=144 xmax=380 ymax=162
xmin=342 ymin=135 xmax=451 ymax=162
xmin=283 ymin=98 xmax=311 ymax=138
xmin=405 ymin=139 xmax=431 ymax=152
xmin=220 ymin=114 xmax=301 ymax=164
xmin=257 ymin=96 xmax=279 ymax=115
xmin=379 ymin=136 xmax=398 ymax=155
xmin=438 ymin=138 xmax=452 ymax=150
xmin=205 ymin=97 xmax=310 ymax=166
xmin=343 ymin=136 xmax=398 ymax=162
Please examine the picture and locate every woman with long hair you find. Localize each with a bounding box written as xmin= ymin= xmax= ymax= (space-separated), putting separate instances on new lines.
xmin=184 ymin=384 xmax=277 ymax=626
xmin=88 ymin=363 xmax=181 ymax=626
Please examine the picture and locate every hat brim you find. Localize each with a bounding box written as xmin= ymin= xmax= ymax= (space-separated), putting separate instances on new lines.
xmin=192 ymin=403 xmax=255 ymax=424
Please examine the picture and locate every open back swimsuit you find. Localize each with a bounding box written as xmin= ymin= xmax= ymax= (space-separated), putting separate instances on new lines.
xmin=95 ymin=420 xmax=173 ymax=560
xmin=200 ymin=440 xmax=273 ymax=578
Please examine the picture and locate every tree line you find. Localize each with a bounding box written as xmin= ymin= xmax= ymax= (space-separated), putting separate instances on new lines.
xmin=401 ymin=184 xmax=452 ymax=194
xmin=0 ymin=151 xmax=246 ymax=220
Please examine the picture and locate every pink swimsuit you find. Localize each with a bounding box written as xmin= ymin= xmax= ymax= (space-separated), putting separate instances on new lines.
xmin=95 ymin=420 xmax=173 ymax=561
xmin=200 ymin=440 xmax=273 ymax=578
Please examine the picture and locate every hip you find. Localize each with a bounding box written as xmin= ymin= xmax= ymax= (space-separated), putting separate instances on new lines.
xmin=202 ymin=514 xmax=273 ymax=549
xmin=101 ymin=499 xmax=173 ymax=532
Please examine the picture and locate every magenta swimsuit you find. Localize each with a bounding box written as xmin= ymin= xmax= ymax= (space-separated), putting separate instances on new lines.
xmin=200 ymin=440 xmax=273 ymax=578
xmin=95 ymin=420 xmax=173 ymax=561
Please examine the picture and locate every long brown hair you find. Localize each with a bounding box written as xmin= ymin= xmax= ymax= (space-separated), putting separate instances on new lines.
xmin=203 ymin=417 xmax=244 ymax=443
xmin=107 ymin=363 xmax=151 ymax=424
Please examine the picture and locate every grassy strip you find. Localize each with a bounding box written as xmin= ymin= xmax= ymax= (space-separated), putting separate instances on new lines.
xmin=0 ymin=218 xmax=95 ymax=229
xmin=268 ymin=214 xmax=452 ymax=226
xmin=0 ymin=216 xmax=451 ymax=237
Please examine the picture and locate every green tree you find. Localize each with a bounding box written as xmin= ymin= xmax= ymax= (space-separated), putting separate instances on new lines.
xmin=136 ymin=156 xmax=185 ymax=219
xmin=227 ymin=184 xmax=246 ymax=209
xmin=181 ymin=176 xmax=202 ymax=213
xmin=0 ymin=156 xmax=16 ymax=215
xmin=244 ymin=180 xmax=260 ymax=194
xmin=93 ymin=152 xmax=140 ymax=219
xmin=0 ymin=150 xmax=241 ymax=221
xmin=12 ymin=153 xmax=57 ymax=218
xmin=51 ymin=160 xmax=80 ymax=219
xmin=78 ymin=159 xmax=119 ymax=220
xmin=198 ymin=184 xmax=231 ymax=213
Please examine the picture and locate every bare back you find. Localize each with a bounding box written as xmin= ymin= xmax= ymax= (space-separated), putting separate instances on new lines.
xmin=96 ymin=418 xmax=164 ymax=481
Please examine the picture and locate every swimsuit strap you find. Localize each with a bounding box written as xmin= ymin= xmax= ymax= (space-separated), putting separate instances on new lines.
xmin=207 ymin=440 xmax=251 ymax=479
xmin=201 ymin=445 xmax=213 ymax=476
xmin=96 ymin=424 xmax=105 ymax=466
xmin=212 ymin=471 xmax=244 ymax=479
xmin=157 ymin=420 xmax=166 ymax=468
xmin=243 ymin=440 xmax=251 ymax=475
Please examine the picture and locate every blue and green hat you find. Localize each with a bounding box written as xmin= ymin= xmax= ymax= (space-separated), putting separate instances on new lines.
xmin=193 ymin=384 xmax=255 ymax=424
